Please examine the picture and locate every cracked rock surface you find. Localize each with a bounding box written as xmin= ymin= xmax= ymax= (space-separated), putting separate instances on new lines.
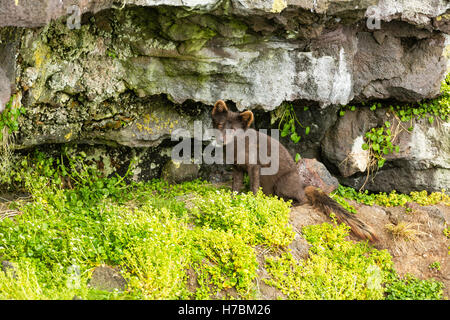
xmin=0 ymin=0 xmax=449 ymax=191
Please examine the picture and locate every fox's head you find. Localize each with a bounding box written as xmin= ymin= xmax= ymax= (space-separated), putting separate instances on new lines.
xmin=211 ymin=100 xmax=254 ymax=145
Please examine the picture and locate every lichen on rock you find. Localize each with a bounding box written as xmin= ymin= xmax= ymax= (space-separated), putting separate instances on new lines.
xmin=0 ymin=0 xmax=449 ymax=192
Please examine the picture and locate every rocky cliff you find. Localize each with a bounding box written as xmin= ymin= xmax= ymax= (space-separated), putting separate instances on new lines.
xmin=0 ymin=0 xmax=449 ymax=192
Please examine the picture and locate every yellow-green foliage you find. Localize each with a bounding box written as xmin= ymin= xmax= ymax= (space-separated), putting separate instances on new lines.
xmin=189 ymin=189 xmax=294 ymax=298
xmin=120 ymin=205 xmax=192 ymax=300
xmin=191 ymin=189 xmax=294 ymax=247
xmin=264 ymin=219 xmax=443 ymax=300
xmin=264 ymin=220 xmax=393 ymax=300
xmin=342 ymin=73 xmax=450 ymax=123
xmin=191 ymin=229 xmax=258 ymax=299
xmin=0 ymin=150 xmax=445 ymax=300
xmin=0 ymin=259 xmax=91 ymax=300
xmin=0 ymin=149 xmax=293 ymax=300
xmin=409 ymin=190 xmax=450 ymax=206
xmin=336 ymin=185 xmax=449 ymax=208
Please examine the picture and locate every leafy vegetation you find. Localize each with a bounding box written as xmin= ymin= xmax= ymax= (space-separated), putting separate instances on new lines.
xmin=275 ymin=103 xmax=311 ymax=163
xmin=264 ymin=219 xmax=392 ymax=299
xmin=334 ymin=185 xmax=450 ymax=208
xmin=0 ymin=94 xmax=25 ymax=186
xmin=362 ymin=122 xmax=400 ymax=169
xmin=384 ymin=273 xmax=444 ymax=300
xmin=342 ymin=73 xmax=450 ymax=124
xmin=0 ymin=94 xmax=25 ymax=142
xmin=0 ymin=147 xmax=446 ymax=300
xmin=338 ymin=74 xmax=450 ymax=184
xmin=429 ymin=262 xmax=441 ymax=272
xmin=0 ymin=149 xmax=292 ymax=299
xmin=390 ymin=73 xmax=450 ymax=123
xmin=264 ymin=218 xmax=444 ymax=300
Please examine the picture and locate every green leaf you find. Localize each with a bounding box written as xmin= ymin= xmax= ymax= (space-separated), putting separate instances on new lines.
xmin=295 ymin=153 xmax=301 ymax=162
xmin=305 ymin=126 xmax=310 ymax=135
xmin=339 ymin=110 xmax=346 ymax=117
xmin=281 ymin=123 xmax=290 ymax=137
xmin=428 ymin=116 xmax=434 ymax=124
xmin=372 ymin=143 xmax=380 ymax=152
xmin=377 ymin=158 xmax=386 ymax=168
xmin=362 ymin=143 xmax=369 ymax=151
xmin=291 ymin=133 xmax=300 ymax=144
xmin=384 ymin=121 xmax=391 ymax=128
xmin=395 ymin=145 xmax=400 ymax=153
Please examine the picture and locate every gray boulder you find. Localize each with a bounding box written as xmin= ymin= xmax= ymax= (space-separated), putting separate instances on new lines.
xmin=88 ymin=265 xmax=127 ymax=292
xmin=322 ymin=107 xmax=450 ymax=193
xmin=297 ymin=158 xmax=339 ymax=194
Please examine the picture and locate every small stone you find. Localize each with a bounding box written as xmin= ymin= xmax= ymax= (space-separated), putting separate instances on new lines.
xmin=288 ymin=233 xmax=311 ymax=260
xmin=1 ymin=260 xmax=17 ymax=278
xmin=420 ymin=206 xmax=446 ymax=225
xmin=88 ymin=265 xmax=127 ymax=292
xmin=161 ymin=159 xmax=199 ymax=184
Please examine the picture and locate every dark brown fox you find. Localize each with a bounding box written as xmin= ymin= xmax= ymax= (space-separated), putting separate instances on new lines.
xmin=211 ymin=100 xmax=378 ymax=242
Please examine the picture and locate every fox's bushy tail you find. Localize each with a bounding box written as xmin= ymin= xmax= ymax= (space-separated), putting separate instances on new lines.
xmin=304 ymin=186 xmax=378 ymax=242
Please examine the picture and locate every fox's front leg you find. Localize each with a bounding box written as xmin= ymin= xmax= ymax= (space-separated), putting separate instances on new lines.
xmin=248 ymin=165 xmax=260 ymax=195
xmin=232 ymin=169 xmax=244 ymax=193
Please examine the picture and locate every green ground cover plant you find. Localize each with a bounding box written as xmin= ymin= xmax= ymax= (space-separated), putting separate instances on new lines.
xmin=264 ymin=218 xmax=444 ymax=300
xmin=0 ymin=148 xmax=445 ymax=300
xmin=0 ymin=148 xmax=292 ymax=299
xmin=334 ymin=185 xmax=449 ymax=208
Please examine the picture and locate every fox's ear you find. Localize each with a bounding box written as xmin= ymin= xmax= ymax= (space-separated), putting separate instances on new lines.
xmin=239 ymin=111 xmax=254 ymax=128
xmin=212 ymin=100 xmax=228 ymax=116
